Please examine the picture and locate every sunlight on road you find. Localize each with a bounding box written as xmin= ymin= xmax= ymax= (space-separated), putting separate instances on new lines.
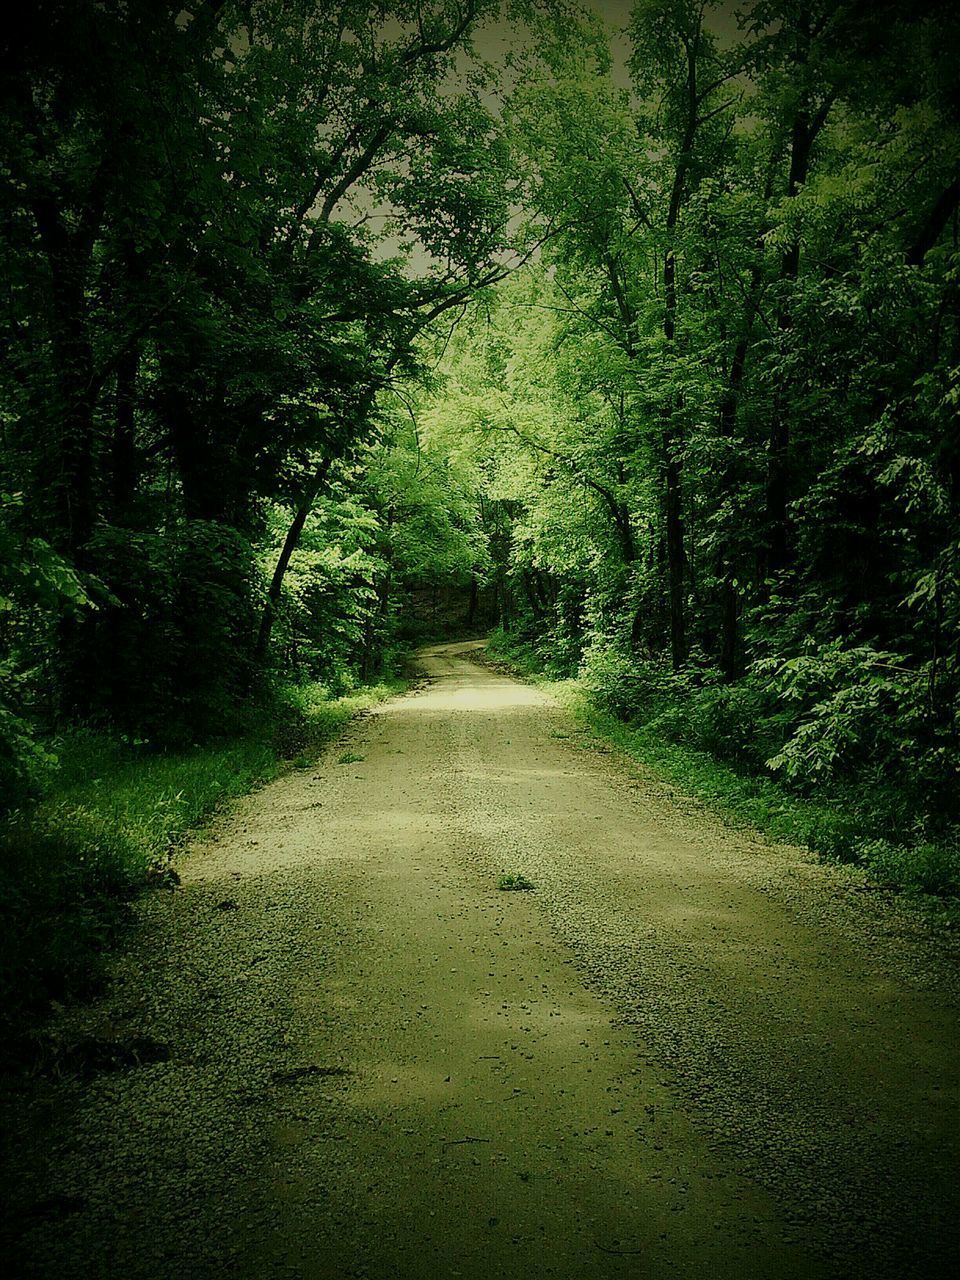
xmin=386 ymin=681 xmax=550 ymax=713
xmin=382 ymin=642 xmax=555 ymax=713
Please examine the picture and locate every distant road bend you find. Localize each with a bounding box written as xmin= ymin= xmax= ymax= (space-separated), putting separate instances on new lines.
xmin=6 ymin=641 xmax=959 ymax=1279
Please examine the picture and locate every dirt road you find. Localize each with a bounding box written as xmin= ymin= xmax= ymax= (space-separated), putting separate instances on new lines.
xmin=4 ymin=641 xmax=959 ymax=1279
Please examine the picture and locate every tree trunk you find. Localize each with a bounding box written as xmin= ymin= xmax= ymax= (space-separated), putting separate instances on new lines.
xmin=254 ymin=458 xmax=332 ymax=664
xmin=521 ymin=570 xmax=546 ymax=619
xmin=907 ymin=177 xmax=960 ymax=268
xmin=47 ymin=243 xmax=98 ymax=560
xmin=661 ymin=240 xmax=687 ymax=668
xmin=719 ymin=576 xmax=739 ymax=680
xmin=764 ymin=89 xmax=832 ymax=579
xmin=362 ymin=506 xmax=395 ymax=679
xmin=665 ymin=448 xmax=686 ymax=670
xmin=111 ymin=345 xmax=140 ymax=522
xmin=656 ymin=34 xmax=699 ymax=670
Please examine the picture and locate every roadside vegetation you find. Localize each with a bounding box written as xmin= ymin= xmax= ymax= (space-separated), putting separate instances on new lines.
xmin=0 ymin=1 xmax=545 ymax=1040
xmin=488 ymin=629 xmax=960 ymax=908
xmin=0 ymin=679 xmax=402 ymax=1049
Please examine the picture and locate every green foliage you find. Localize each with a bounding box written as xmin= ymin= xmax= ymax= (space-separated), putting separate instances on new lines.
xmin=0 ymin=495 xmax=92 ymax=802
xmin=0 ymin=0 xmax=531 ymax=779
xmin=70 ymin=521 xmax=263 ymax=742
xmin=497 ymin=873 xmax=535 ymax=891
xmin=0 ymin=664 xmax=58 ymax=805
xmin=858 ymin=839 xmax=960 ymax=899
xmin=486 ymin=627 xmax=553 ymax=679
xmin=0 ymin=804 xmax=142 ymax=1036
xmin=758 ymin=644 xmax=922 ymax=786
xmin=580 ymin=643 xmax=670 ymax=722
xmin=0 ymin=496 xmax=92 ymax=614
xmin=406 ymin=1 xmax=960 ymax=898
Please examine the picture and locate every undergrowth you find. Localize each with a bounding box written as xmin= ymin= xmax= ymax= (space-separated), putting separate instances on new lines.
xmin=0 ymin=678 xmax=403 ymax=1045
xmin=486 ymin=628 xmax=960 ymax=909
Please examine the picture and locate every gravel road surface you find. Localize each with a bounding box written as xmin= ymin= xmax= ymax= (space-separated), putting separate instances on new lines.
xmin=3 ymin=641 xmax=958 ymax=1279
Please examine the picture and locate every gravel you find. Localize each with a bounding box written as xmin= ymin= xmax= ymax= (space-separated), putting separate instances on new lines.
xmin=2 ymin=641 xmax=958 ymax=1279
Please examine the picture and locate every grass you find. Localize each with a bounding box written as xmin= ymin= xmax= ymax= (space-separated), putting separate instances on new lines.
xmin=486 ymin=630 xmax=960 ymax=913
xmin=497 ymin=873 xmax=535 ymax=892
xmin=0 ymin=678 xmax=404 ymax=1045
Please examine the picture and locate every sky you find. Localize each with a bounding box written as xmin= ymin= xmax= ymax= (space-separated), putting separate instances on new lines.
xmin=469 ymin=0 xmax=747 ymax=97
xmin=480 ymin=1 xmax=746 ymax=53
xmin=360 ymin=1 xmax=750 ymax=270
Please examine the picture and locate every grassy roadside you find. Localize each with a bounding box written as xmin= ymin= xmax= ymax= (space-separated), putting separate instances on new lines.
xmin=0 ymin=679 xmax=405 ymax=1046
xmin=485 ymin=631 xmax=960 ymax=919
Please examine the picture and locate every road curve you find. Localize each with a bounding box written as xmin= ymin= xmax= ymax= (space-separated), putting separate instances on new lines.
xmin=3 ymin=640 xmax=958 ymax=1279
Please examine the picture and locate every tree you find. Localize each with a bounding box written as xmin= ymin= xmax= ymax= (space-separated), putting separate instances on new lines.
xmin=0 ymin=0 xmax=526 ymax=734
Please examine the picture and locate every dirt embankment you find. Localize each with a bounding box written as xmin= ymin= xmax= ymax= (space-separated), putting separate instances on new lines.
xmin=3 ymin=641 xmax=958 ymax=1279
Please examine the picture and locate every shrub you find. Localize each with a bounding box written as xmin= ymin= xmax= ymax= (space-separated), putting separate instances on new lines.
xmin=685 ymin=680 xmax=788 ymax=772
xmin=579 ymin=643 xmax=669 ymax=721
xmin=857 ymin=837 xmax=960 ymax=896
xmin=486 ymin=627 xmax=546 ymax=678
xmin=0 ymin=684 xmax=57 ymax=809
xmin=0 ymin=804 xmax=144 ymax=1031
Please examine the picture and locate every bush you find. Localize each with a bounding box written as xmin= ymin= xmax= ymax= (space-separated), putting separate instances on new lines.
xmin=0 ymin=805 xmax=144 ymax=1032
xmin=685 ymin=681 xmax=788 ymax=772
xmin=0 ymin=689 xmax=57 ymax=809
xmin=579 ymin=646 xmax=786 ymax=776
xmin=486 ymin=627 xmax=547 ymax=678
xmin=72 ymin=521 xmax=261 ymax=744
xmin=757 ymin=642 xmax=921 ymax=788
xmin=579 ymin=644 xmax=669 ymax=721
xmin=534 ymin=623 xmax=582 ymax=679
xmin=858 ymin=837 xmax=960 ymax=897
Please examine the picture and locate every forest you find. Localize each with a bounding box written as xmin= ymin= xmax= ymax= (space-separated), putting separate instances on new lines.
xmin=2 ymin=0 xmax=959 ymax=1031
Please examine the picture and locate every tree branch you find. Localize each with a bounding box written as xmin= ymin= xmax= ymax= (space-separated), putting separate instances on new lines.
xmin=399 ymin=0 xmax=479 ymax=65
xmin=622 ymin=177 xmax=652 ymax=230
xmin=310 ymin=118 xmax=396 ymax=237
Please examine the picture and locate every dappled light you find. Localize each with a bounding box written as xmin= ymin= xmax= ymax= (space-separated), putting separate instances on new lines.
xmin=378 ymin=644 xmax=554 ymax=712
xmin=388 ymin=681 xmax=550 ymax=714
